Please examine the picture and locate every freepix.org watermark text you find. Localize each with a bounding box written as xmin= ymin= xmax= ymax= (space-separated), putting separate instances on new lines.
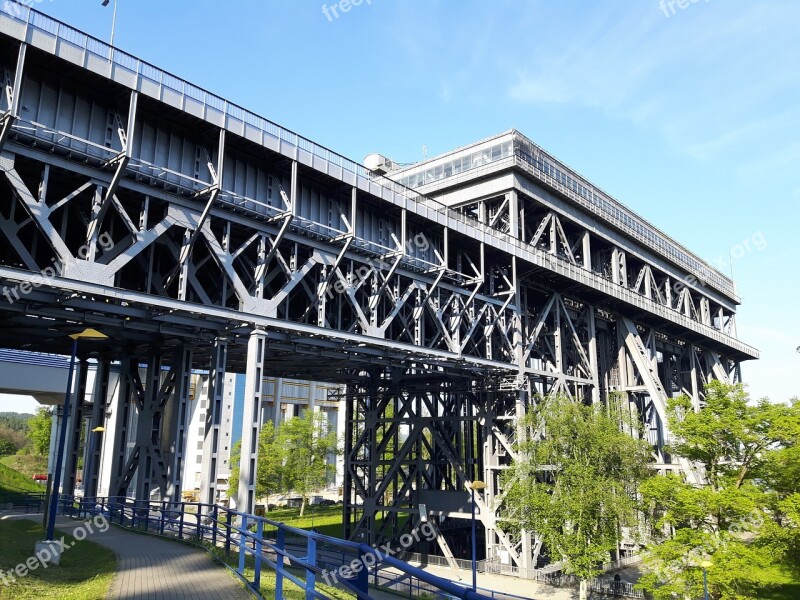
xmin=321 ymin=522 xmax=437 ymax=585
xmin=0 ymin=515 xmax=110 ymax=586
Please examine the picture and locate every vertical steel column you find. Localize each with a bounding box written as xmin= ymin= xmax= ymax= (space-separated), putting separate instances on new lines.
xmin=582 ymin=232 xmax=592 ymax=270
xmin=364 ymin=375 xmax=380 ymax=545
xmin=85 ymin=359 xmax=111 ymax=499
xmin=342 ymin=383 xmax=356 ymax=540
xmin=135 ymin=354 xmax=162 ymax=501
xmin=109 ymin=358 xmax=135 ymax=496
xmin=237 ymin=329 xmax=266 ymax=515
xmin=201 ymin=338 xmax=228 ymax=506
xmin=508 ymin=190 xmax=520 ymax=240
xmin=0 ymin=42 xmax=26 ymax=151
xmin=64 ymin=358 xmax=90 ymax=496
xmin=588 ymin=307 xmax=600 ymax=404
xmin=165 ymin=345 xmax=193 ymax=504
xmin=689 ymin=349 xmax=701 ymax=412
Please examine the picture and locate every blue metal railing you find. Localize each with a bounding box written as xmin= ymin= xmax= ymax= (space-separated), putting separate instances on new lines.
xmin=57 ymin=495 xmax=494 ymax=600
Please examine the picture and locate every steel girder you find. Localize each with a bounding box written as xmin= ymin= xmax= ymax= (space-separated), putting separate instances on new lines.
xmin=0 ymin=25 xmax=758 ymax=576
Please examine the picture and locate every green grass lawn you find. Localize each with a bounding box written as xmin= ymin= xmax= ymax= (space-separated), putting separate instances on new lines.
xmin=263 ymin=505 xmax=345 ymax=538
xmin=760 ymin=564 xmax=800 ymax=600
xmin=260 ymin=505 xmax=407 ymax=540
xmin=0 ymin=462 xmax=42 ymax=495
xmin=0 ymin=455 xmax=48 ymax=479
xmin=0 ymin=519 xmax=115 ymax=599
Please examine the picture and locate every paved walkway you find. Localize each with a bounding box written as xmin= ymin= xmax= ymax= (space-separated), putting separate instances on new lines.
xmin=411 ymin=564 xmax=581 ymax=599
xmin=50 ymin=516 xmax=253 ymax=600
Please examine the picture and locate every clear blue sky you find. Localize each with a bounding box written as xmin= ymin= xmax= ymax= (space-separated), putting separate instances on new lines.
xmin=1 ymin=0 xmax=797 ymax=413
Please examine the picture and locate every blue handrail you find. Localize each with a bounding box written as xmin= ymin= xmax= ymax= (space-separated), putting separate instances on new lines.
xmin=56 ymin=495 xmax=495 ymax=600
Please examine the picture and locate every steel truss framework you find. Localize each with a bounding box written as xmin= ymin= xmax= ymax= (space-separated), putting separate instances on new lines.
xmin=0 ymin=10 xmax=755 ymax=573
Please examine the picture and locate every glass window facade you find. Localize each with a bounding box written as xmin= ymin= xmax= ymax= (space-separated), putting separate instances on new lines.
xmin=392 ymin=133 xmax=734 ymax=298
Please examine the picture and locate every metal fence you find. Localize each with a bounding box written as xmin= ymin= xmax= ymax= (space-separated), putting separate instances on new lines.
xmin=397 ymin=552 xmax=644 ymax=599
xmin=0 ymin=490 xmax=46 ymax=512
xmin=57 ymin=495 xmax=493 ymax=600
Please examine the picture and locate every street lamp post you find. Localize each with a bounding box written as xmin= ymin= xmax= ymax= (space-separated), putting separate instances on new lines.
xmin=467 ymin=480 xmax=486 ymax=592
xmin=701 ymin=560 xmax=712 ymax=600
xmin=44 ymin=328 xmax=107 ymax=543
xmin=101 ymin=0 xmax=118 ymax=46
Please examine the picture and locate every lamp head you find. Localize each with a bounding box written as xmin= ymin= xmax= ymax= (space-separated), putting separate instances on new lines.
xmin=701 ymin=560 xmax=713 ymax=569
xmin=101 ymin=0 xmax=110 ymax=6
xmin=69 ymin=328 xmax=108 ymax=340
xmin=468 ymin=480 xmax=487 ymax=491
xmin=91 ymin=426 xmax=106 ymax=433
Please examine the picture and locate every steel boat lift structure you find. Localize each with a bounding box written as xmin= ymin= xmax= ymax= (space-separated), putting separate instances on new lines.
xmin=0 ymin=2 xmax=757 ymax=572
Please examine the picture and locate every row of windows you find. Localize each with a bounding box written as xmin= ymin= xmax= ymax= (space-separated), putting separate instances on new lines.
xmin=396 ymin=141 xmax=513 ymax=189
xmin=514 ymin=141 xmax=733 ymax=295
xmin=392 ymin=135 xmax=733 ymax=297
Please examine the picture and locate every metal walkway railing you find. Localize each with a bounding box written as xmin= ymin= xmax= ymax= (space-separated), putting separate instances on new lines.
xmin=57 ymin=495 xmax=494 ymax=600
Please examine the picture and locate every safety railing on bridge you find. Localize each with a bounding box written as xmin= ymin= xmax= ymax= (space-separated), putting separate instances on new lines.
xmin=57 ymin=495 xmax=494 ymax=600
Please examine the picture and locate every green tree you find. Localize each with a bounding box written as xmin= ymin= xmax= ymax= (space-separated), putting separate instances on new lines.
xmin=639 ymin=382 xmax=800 ymax=600
xmin=26 ymin=407 xmax=52 ymax=456
xmin=228 ymin=421 xmax=286 ymax=511
xmin=0 ymin=438 xmax=15 ymax=455
xmin=503 ymin=395 xmax=652 ymax=600
xmin=255 ymin=420 xmax=285 ymax=508
xmin=0 ymin=424 xmax=26 ymax=454
xmin=228 ymin=440 xmax=242 ymax=501
xmin=279 ymin=410 xmax=339 ymax=516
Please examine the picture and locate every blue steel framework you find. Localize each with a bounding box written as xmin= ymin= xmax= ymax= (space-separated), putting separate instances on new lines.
xmin=0 ymin=2 xmax=757 ymax=574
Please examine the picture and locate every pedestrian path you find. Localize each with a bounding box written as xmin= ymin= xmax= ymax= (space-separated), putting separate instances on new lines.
xmin=411 ymin=563 xmax=580 ymax=599
xmin=51 ymin=516 xmax=252 ymax=600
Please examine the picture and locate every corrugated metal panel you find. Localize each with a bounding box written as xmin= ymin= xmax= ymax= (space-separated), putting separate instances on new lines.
xmin=0 ymin=349 xmax=71 ymax=368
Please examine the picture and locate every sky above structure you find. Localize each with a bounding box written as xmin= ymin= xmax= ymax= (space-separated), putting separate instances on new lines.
xmin=1 ymin=0 xmax=797 ymax=412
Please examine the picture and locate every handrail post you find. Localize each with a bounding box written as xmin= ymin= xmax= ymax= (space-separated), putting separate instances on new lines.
xmin=254 ymin=519 xmax=263 ymax=592
xmin=224 ymin=509 xmax=232 ymax=556
xmin=238 ymin=515 xmax=248 ymax=579
xmin=159 ymin=501 xmax=166 ymax=534
xmin=355 ymin=547 xmax=368 ymax=597
xmin=275 ymin=528 xmax=285 ymax=599
xmin=211 ymin=504 xmax=218 ymax=547
xmin=306 ymin=534 xmax=317 ymax=600
xmin=178 ymin=501 xmax=184 ymax=539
